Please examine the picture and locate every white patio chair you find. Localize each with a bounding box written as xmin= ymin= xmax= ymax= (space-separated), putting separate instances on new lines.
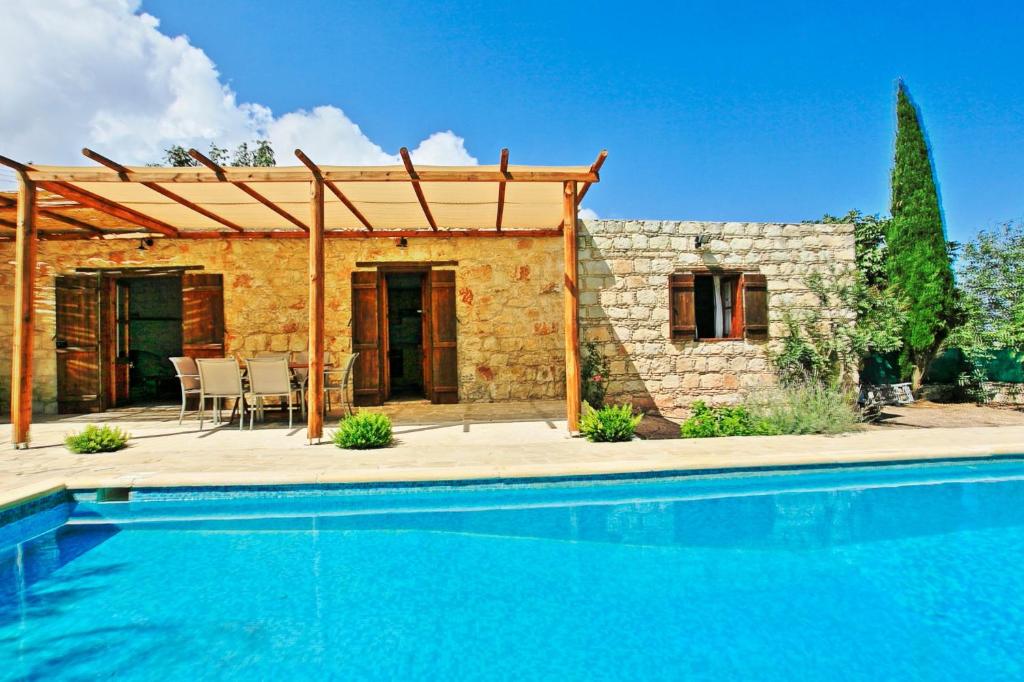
xmin=291 ymin=350 xmax=308 ymax=419
xmin=324 ymin=352 xmax=359 ymax=417
xmin=245 ymin=357 xmax=299 ymax=429
xmin=169 ymin=356 xmax=201 ymax=425
xmin=196 ymin=358 xmax=247 ymax=431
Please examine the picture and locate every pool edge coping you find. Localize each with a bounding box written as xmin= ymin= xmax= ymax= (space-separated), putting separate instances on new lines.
xmin=4 ymin=447 xmax=1024 ymax=509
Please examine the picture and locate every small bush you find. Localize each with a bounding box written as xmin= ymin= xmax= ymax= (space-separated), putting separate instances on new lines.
xmin=332 ymin=412 xmax=393 ymax=449
xmin=64 ymin=424 xmax=130 ymax=454
xmin=581 ymin=342 xmax=610 ymax=408
xmin=579 ymin=402 xmax=642 ymax=442
xmin=746 ymin=382 xmax=862 ymax=435
xmin=680 ymin=401 xmax=778 ymax=438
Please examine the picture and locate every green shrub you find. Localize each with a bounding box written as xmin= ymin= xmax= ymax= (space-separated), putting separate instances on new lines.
xmin=680 ymin=401 xmax=778 ymax=438
xmin=332 ymin=412 xmax=393 ymax=449
xmin=64 ymin=424 xmax=130 ymax=454
xmin=745 ymin=382 xmax=862 ymax=436
xmin=581 ymin=342 xmax=610 ymax=408
xmin=578 ymin=402 xmax=642 ymax=442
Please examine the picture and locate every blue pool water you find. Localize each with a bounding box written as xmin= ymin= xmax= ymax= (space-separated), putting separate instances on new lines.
xmin=3 ymin=460 xmax=1024 ymax=680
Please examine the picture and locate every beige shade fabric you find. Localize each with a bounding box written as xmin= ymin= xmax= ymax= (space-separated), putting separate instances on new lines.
xmin=3 ymin=160 xmax=600 ymax=237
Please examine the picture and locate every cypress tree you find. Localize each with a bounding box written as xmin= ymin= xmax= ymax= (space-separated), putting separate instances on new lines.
xmin=887 ymin=81 xmax=958 ymax=390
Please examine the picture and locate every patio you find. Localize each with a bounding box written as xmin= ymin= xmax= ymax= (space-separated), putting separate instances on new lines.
xmin=1 ymin=148 xmax=607 ymax=447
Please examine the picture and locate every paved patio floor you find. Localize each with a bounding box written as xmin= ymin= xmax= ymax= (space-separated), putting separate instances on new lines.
xmin=2 ymin=399 xmax=1024 ymax=508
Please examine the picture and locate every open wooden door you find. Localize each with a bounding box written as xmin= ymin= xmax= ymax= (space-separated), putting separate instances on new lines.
xmin=352 ymin=270 xmax=384 ymax=406
xmin=55 ymin=274 xmax=102 ymax=413
xmin=100 ymin=277 xmax=131 ymax=408
xmin=182 ymin=273 xmax=225 ymax=358
xmin=428 ymin=270 xmax=458 ymax=404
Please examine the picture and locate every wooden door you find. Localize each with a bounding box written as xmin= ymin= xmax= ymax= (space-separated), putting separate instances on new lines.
xmin=428 ymin=270 xmax=458 ymax=404
xmin=55 ymin=274 xmax=102 ymax=413
xmin=182 ymin=273 xmax=225 ymax=358
xmin=100 ymin=277 xmax=130 ymax=408
xmin=352 ymin=270 xmax=384 ymax=406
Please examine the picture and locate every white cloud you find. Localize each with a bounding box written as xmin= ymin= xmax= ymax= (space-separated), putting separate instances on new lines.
xmin=0 ymin=0 xmax=477 ymax=185
xmin=578 ymin=207 xmax=599 ymax=221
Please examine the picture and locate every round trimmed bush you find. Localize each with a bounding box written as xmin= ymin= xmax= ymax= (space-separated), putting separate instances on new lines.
xmin=332 ymin=412 xmax=393 ymax=449
xmin=64 ymin=424 xmax=130 ymax=454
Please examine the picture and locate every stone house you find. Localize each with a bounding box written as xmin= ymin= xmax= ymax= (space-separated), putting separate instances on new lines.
xmin=0 ymin=152 xmax=855 ymax=443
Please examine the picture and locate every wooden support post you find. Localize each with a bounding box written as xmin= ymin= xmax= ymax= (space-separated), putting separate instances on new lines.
xmin=562 ymin=181 xmax=581 ymax=432
xmin=11 ymin=173 xmax=37 ymax=447
xmin=307 ymin=177 xmax=326 ymax=442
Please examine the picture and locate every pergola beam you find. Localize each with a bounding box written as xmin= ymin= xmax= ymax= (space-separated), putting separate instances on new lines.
xmin=0 ymin=157 xmax=178 ymax=237
xmin=0 ymin=228 xmax=566 ymax=241
xmin=22 ymin=168 xmax=600 ymax=184
xmin=36 ymin=181 xmax=179 ymax=237
xmin=575 ymin=149 xmax=608 ymax=206
xmin=189 ymin=149 xmax=309 ymax=231
xmin=82 ymin=148 xmax=245 ymax=233
xmin=559 ymin=150 xmax=607 ymax=230
xmin=0 ymin=194 xmax=105 ymax=235
xmin=496 ymin=148 xmax=509 ymax=231
xmin=10 ymin=171 xmax=37 ymax=447
xmin=400 ymin=148 xmax=438 ymax=231
xmin=294 ymin=149 xmax=374 ymax=231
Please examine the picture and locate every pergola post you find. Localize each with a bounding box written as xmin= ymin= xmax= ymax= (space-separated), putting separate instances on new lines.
xmin=11 ymin=172 xmax=37 ymax=448
xmin=307 ymin=177 xmax=326 ymax=443
xmin=562 ymin=181 xmax=581 ymax=432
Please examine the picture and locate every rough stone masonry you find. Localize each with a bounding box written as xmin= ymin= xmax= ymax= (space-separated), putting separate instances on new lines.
xmin=0 ymin=219 xmax=853 ymax=416
xmin=577 ymin=219 xmax=856 ymax=417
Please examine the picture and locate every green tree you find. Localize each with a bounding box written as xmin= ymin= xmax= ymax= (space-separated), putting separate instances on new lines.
xmin=158 ymin=140 xmax=276 ymax=167
xmin=887 ymin=82 xmax=959 ymax=390
xmin=160 ymin=144 xmax=198 ymax=167
xmin=948 ymin=221 xmax=1024 ymax=399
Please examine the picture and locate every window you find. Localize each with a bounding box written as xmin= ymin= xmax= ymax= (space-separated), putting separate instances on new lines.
xmin=693 ymin=273 xmax=739 ymax=339
xmin=670 ymin=271 xmax=768 ymax=341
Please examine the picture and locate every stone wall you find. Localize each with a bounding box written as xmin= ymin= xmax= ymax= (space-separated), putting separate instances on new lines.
xmin=0 ymin=235 xmax=565 ymax=414
xmin=577 ymin=219 xmax=856 ymax=417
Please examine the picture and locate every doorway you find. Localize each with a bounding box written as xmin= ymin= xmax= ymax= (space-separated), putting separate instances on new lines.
xmin=384 ymin=272 xmax=426 ymax=400
xmin=119 ymin=276 xmax=184 ymax=404
xmin=351 ymin=266 xmax=458 ymax=406
xmin=55 ymin=269 xmax=224 ymax=413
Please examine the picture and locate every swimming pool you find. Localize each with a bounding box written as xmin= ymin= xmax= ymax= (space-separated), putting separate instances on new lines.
xmin=3 ymin=459 xmax=1024 ymax=680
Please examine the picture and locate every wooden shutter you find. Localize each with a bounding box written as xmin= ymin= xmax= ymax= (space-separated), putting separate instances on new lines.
xmin=742 ymin=273 xmax=769 ymax=340
xmin=182 ymin=273 xmax=225 ymax=358
xmin=56 ymin=274 xmax=102 ymax=413
xmin=669 ymin=273 xmax=696 ymax=340
xmin=352 ymin=270 xmax=384 ymax=406
xmin=429 ymin=270 xmax=459 ymax=404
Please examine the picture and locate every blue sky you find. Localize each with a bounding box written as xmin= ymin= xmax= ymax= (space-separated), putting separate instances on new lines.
xmin=8 ymin=1 xmax=1024 ymax=242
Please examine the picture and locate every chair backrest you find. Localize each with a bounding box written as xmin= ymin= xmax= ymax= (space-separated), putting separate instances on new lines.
xmin=169 ymin=356 xmax=200 ymax=391
xmin=341 ymin=352 xmax=359 ymax=388
xmin=292 ymin=350 xmax=309 ymax=381
xmin=196 ymin=358 xmax=243 ymax=396
xmin=246 ymin=357 xmax=292 ymax=395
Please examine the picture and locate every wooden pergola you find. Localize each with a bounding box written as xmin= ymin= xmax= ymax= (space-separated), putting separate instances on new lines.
xmin=1 ymin=147 xmax=606 ymax=447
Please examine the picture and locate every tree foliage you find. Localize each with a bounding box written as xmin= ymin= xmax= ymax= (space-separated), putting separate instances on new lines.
xmin=771 ymin=266 xmax=905 ymax=386
xmin=887 ymin=82 xmax=959 ymax=388
xmin=159 ymin=140 xmax=276 ymax=167
xmin=947 ymin=221 xmax=1024 ymax=400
